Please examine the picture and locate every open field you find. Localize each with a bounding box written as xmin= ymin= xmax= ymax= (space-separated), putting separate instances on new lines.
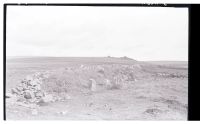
xmin=6 ymin=57 xmax=188 ymax=120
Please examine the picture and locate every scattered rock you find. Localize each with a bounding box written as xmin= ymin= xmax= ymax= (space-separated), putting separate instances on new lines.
xmin=62 ymin=94 xmax=71 ymax=100
xmin=16 ymin=86 xmax=23 ymax=92
xmin=31 ymin=109 xmax=38 ymax=115
xmin=42 ymin=94 xmax=54 ymax=103
xmin=36 ymin=99 xmax=49 ymax=106
xmin=11 ymin=88 xmax=19 ymax=95
xmin=57 ymin=111 xmax=68 ymax=115
xmin=144 ymin=108 xmax=162 ymax=115
xmin=35 ymin=91 xmax=44 ymax=98
xmin=24 ymin=91 xmax=34 ymax=99
xmin=80 ymin=65 xmax=84 ymax=68
xmin=89 ymin=103 xmax=93 ymax=107
xmin=34 ymin=85 xmax=41 ymax=91
xmin=17 ymin=97 xmax=26 ymax=102
xmin=6 ymin=93 xmax=13 ymax=98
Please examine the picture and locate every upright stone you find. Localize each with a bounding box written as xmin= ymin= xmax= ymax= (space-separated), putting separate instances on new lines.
xmin=89 ymin=79 xmax=96 ymax=91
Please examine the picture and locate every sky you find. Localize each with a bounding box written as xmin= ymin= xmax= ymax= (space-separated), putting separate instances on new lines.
xmin=6 ymin=6 xmax=188 ymax=61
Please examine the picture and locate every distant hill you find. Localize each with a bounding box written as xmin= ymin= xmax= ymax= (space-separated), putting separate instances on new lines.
xmin=119 ymin=56 xmax=136 ymax=61
xmin=6 ymin=56 xmax=138 ymax=65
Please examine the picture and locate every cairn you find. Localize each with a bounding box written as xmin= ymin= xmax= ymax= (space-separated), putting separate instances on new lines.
xmin=8 ymin=72 xmax=55 ymax=105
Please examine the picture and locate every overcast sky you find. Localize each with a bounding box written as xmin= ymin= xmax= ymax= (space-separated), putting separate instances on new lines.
xmin=7 ymin=6 xmax=188 ymax=61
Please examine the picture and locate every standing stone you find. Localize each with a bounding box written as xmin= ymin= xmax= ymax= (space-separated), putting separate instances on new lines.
xmin=105 ymin=79 xmax=112 ymax=89
xmin=89 ymin=79 xmax=96 ymax=91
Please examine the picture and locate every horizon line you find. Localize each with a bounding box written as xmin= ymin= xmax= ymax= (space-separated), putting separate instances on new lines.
xmin=6 ymin=56 xmax=188 ymax=62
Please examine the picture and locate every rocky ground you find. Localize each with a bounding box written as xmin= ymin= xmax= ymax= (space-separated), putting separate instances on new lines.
xmin=5 ymin=57 xmax=188 ymax=120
